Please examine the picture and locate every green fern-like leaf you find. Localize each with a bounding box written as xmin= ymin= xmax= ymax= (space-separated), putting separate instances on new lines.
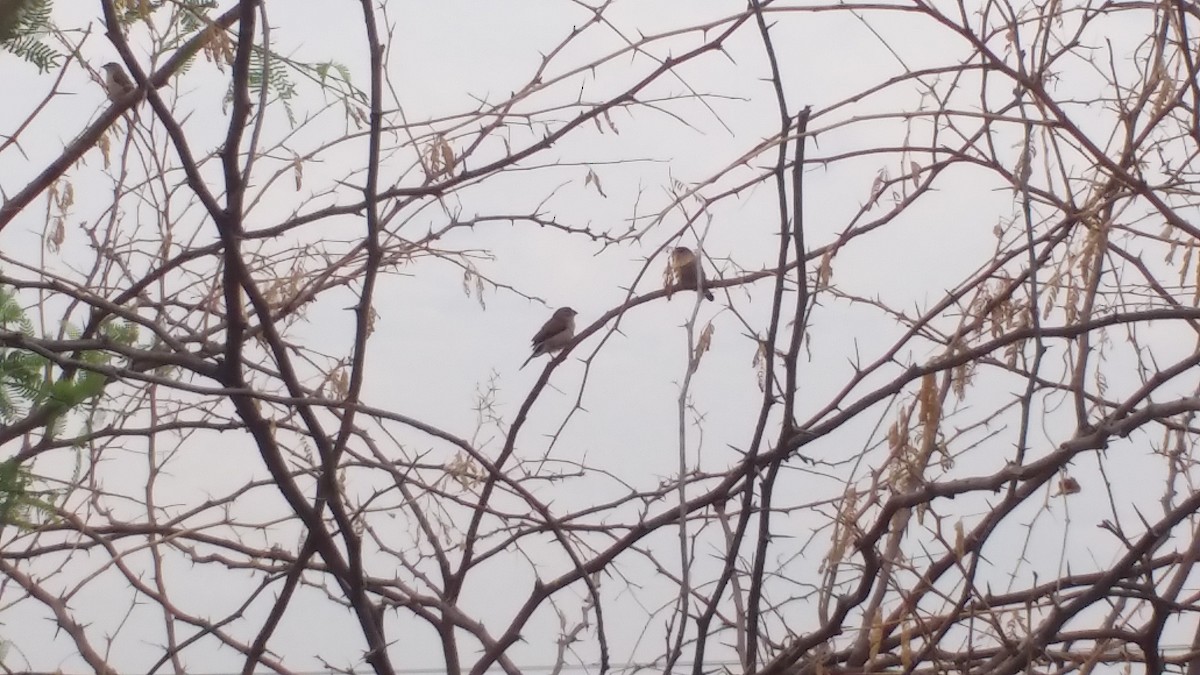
xmin=245 ymin=49 xmax=298 ymax=125
xmin=0 ymin=0 xmax=61 ymax=72
xmin=0 ymin=286 xmax=33 ymax=334
xmin=102 ymin=318 xmax=140 ymax=346
xmin=0 ymin=458 xmax=57 ymax=531
xmin=177 ymin=0 xmax=217 ymax=33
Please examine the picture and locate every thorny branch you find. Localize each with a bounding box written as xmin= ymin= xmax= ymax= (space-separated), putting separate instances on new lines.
xmin=5 ymin=1 xmax=1200 ymax=674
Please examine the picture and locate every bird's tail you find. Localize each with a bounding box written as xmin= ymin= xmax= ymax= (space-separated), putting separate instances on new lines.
xmin=704 ymin=289 xmax=715 ymax=301
xmin=520 ymin=353 xmax=536 ymax=370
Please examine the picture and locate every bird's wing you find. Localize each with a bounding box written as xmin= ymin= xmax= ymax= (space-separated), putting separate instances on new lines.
xmin=530 ymin=313 xmax=568 ymax=345
xmin=677 ymin=260 xmax=700 ymax=287
xmin=541 ymin=327 xmax=573 ymax=352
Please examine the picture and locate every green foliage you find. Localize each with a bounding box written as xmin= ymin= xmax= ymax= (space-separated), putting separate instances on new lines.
xmin=157 ymin=0 xmax=216 ymax=55
xmin=102 ymin=316 xmax=140 ymax=347
xmin=0 ymin=284 xmax=40 ymax=423
xmin=1 ymin=285 xmax=139 ymax=425
xmin=0 ymin=288 xmax=55 ymax=532
xmin=0 ymin=284 xmax=139 ymax=532
xmin=0 ymin=0 xmax=61 ymax=72
xmin=314 ymin=59 xmax=368 ymax=104
xmin=176 ymin=0 xmax=217 ymax=33
xmin=247 ymin=48 xmax=299 ymax=125
xmin=0 ymin=458 xmax=53 ymax=531
xmin=225 ymin=52 xmax=365 ymax=128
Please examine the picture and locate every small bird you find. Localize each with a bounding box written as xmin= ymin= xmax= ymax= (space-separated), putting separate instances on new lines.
xmin=670 ymin=246 xmax=714 ymax=301
xmin=101 ymin=62 xmax=136 ymax=101
xmin=521 ymin=307 xmax=578 ymax=369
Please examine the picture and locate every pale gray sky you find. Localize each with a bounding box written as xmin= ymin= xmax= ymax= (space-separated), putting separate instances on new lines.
xmin=0 ymin=0 xmax=1192 ymax=673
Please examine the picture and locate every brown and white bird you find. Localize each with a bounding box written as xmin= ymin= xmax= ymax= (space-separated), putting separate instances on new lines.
xmin=101 ymin=62 xmax=136 ymax=101
xmin=521 ymin=307 xmax=578 ymax=369
xmin=670 ymin=246 xmax=714 ymax=301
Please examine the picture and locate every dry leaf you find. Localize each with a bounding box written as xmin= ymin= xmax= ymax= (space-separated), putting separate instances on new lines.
xmin=918 ymin=372 xmax=940 ymax=442
xmin=753 ymin=340 xmax=768 ymax=392
xmin=439 ymin=138 xmax=455 ymax=174
xmin=584 ymin=168 xmax=607 ymax=197
xmin=824 ymin=486 xmax=859 ymax=571
xmin=461 ymin=268 xmax=474 ymax=298
xmin=446 ymin=452 xmax=482 ymax=489
xmin=816 ymin=250 xmax=835 ymax=289
xmin=58 ymin=182 xmax=74 ymax=210
xmin=292 ymin=153 xmax=304 ymax=191
xmin=45 ymin=218 xmax=64 ymax=252
xmin=98 ymin=133 xmax=112 ymax=168
xmin=1193 ymin=250 xmax=1200 ymax=308
xmin=1056 ymin=476 xmax=1081 ymax=496
xmin=690 ymin=322 xmax=715 ymax=374
xmin=662 ymin=259 xmax=676 ymax=297
xmin=868 ymin=609 xmax=883 ymax=660
xmin=954 ymin=520 xmax=965 ymax=561
xmin=867 ymin=169 xmax=887 ymax=209
xmin=331 ymin=366 xmax=349 ymax=399
xmin=426 ymin=135 xmax=456 ymax=180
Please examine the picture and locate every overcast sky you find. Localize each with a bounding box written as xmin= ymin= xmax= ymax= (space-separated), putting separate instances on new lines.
xmin=0 ymin=1 xmax=1192 ymax=673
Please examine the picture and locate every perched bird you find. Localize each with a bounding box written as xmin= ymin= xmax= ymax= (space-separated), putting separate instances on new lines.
xmin=101 ymin=62 xmax=136 ymax=101
xmin=670 ymin=246 xmax=714 ymax=301
xmin=521 ymin=307 xmax=578 ymax=369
